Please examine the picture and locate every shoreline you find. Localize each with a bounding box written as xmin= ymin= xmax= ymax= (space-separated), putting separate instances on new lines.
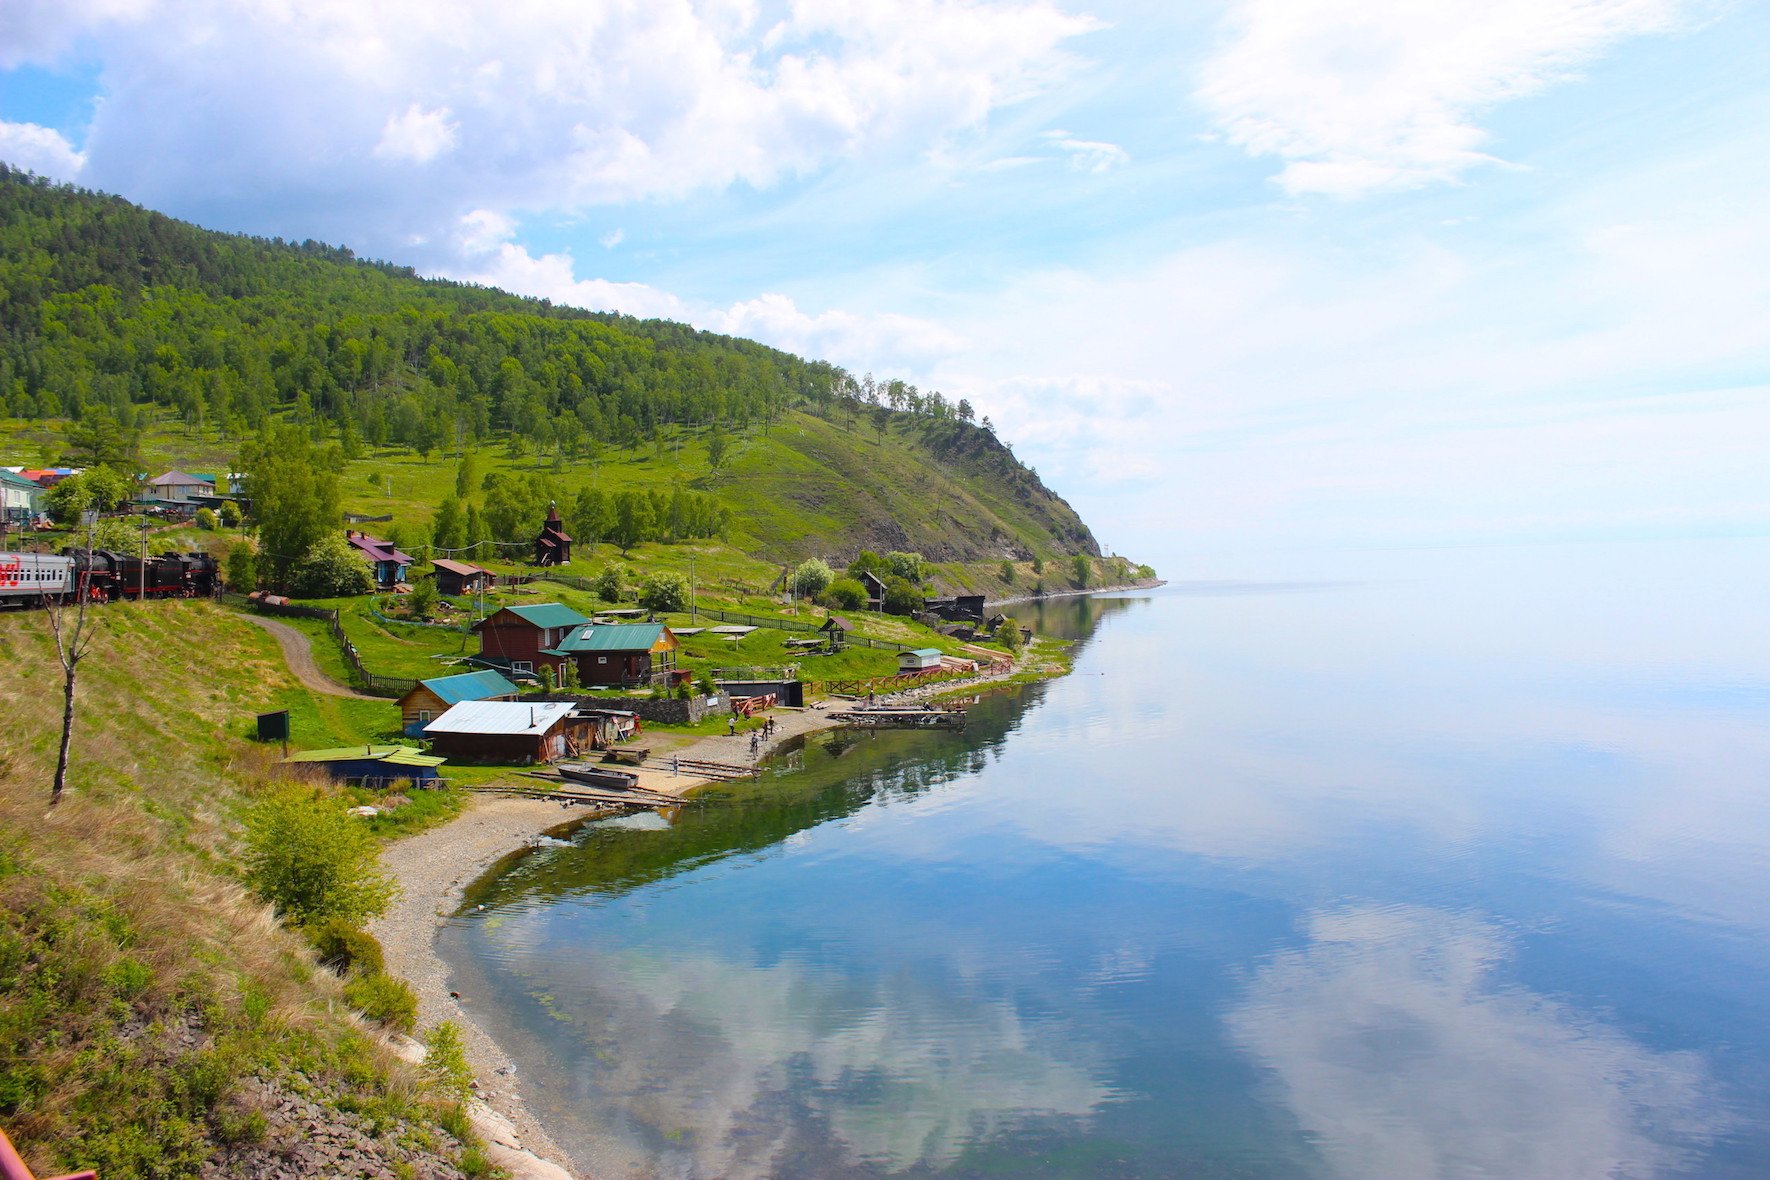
xmin=371 ymin=646 xmax=1046 ymax=1178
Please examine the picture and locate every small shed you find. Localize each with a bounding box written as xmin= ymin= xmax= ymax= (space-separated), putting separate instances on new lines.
xmin=534 ymin=501 xmax=572 ymax=566
xmin=282 ymin=745 xmax=444 ymax=787
xmin=819 ymin=616 xmax=851 ymax=650
xmin=898 ymin=648 xmax=944 ymax=673
xmin=576 ymin=708 xmax=642 ymax=749
xmin=422 ymin=700 xmax=586 ymax=763
xmin=717 ymin=679 xmax=806 ymax=709
xmin=398 ymin=669 xmax=519 ymax=736
xmin=431 ymin=558 xmax=490 ymax=597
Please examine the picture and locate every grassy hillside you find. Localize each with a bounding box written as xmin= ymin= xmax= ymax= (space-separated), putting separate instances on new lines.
xmin=0 ymin=601 xmax=484 ymax=1177
xmin=0 ymin=167 xmax=1110 ymax=568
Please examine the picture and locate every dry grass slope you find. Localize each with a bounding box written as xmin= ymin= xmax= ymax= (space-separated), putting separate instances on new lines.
xmin=0 ymin=601 xmax=482 ymax=1179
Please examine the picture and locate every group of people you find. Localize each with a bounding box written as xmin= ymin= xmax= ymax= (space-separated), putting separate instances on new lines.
xmin=729 ymin=714 xmax=779 ymax=758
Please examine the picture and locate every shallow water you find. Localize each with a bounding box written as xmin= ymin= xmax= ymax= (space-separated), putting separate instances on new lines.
xmin=442 ymin=539 xmax=1770 ymax=1178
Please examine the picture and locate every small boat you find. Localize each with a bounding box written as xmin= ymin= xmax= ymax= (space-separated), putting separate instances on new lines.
xmin=557 ymin=762 xmax=639 ymax=790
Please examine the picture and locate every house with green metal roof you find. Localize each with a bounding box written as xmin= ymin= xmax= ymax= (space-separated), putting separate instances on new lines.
xmin=282 ymin=745 xmax=445 ymax=786
xmin=540 ymin=622 xmax=680 ymax=687
xmin=397 ymin=669 xmax=519 ymax=736
xmin=0 ymin=469 xmax=43 ymax=524
xmin=471 ymin=603 xmax=591 ymax=678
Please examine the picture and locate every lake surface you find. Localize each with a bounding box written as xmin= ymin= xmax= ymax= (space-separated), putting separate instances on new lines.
xmin=442 ymin=539 xmax=1770 ymax=1179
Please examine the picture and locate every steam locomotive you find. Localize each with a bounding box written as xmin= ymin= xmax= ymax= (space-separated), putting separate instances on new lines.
xmin=0 ymin=549 xmax=221 ymax=607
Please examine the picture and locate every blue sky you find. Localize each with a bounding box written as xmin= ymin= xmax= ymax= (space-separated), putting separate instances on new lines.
xmin=2 ymin=0 xmax=1767 ymax=572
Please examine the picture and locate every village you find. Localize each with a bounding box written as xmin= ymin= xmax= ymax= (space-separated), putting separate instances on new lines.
xmin=4 ymin=459 xmax=1034 ymax=813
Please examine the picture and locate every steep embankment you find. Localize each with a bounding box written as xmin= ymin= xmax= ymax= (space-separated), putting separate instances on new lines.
xmin=0 ymin=601 xmax=481 ymax=1179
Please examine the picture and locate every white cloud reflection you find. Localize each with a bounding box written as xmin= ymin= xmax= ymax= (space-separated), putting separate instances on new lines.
xmin=518 ymin=941 xmax=1109 ymax=1178
xmin=1228 ymin=905 xmax=1717 ymax=1180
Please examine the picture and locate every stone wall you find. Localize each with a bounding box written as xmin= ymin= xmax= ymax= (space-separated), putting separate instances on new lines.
xmin=526 ymin=690 xmax=729 ymax=725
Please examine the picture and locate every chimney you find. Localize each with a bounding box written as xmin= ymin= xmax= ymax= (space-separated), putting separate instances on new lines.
xmin=529 ymin=706 xmax=536 ymax=729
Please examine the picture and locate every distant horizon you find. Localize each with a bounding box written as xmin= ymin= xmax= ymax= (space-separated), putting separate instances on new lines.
xmin=5 ymin=1 xmax=1767 ymax=568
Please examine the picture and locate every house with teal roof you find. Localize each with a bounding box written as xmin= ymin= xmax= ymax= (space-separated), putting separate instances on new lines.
xmin=396 ymin=669 xmax=520 ymax=736
xmin=541 ymin=622 xmax=680 ymax=687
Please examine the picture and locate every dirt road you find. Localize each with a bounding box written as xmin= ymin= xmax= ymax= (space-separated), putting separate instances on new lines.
xmin=239 ymin=613 xmax=378 ymax=699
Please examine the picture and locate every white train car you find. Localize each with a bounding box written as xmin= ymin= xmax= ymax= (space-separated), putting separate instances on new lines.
xmin=0 ymin=552 xmax=78 ymax=606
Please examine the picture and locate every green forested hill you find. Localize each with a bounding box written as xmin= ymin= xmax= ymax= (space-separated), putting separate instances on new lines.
xmin=0 ymin=166 xmax=1100 ymax=564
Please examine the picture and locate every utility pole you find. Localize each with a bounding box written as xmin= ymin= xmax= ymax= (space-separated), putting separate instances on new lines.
xmin=138 ymin=516 xmax=148 ymax=600
xmin=690 ymin=551 xmax=697 ymax=623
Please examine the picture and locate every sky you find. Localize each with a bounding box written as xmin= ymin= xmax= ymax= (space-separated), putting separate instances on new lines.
xmin=2 ymin=0 xmax=1767 ymax=573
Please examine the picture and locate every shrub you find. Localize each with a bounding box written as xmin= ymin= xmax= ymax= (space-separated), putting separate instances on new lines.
xmin=881 ymin=575 xmax=921 ymax=616
xmin=226 ymin=541 xmax=257 ymax=592
xmin=291 ymin=533 xmax=375 ymax=598
xmin=194 ymin=507 xmax=218 ymax=530
xmin=847 ymin=551 xmax=887 ymax=579
xmin=999 ymin=560 xmax=1015 ymax=585
xmin=304 ymin=918 xmax=386 ymax=976
xmin=885 ymin=551 xmax=925 ymax=583
xmin=345 ymin=971 xmax=418 ymax=1033
xmin=640 ymin=571 xmax=690 ymax=613
xmin=825 ymin=577 xmax=867 ymax=610
xmin=405 ymin=577 xmax=438 ymax=619
xmin=592 ymin=565 xmax=626 ymax=603
xmin=1070 ymin=554 xmax=1091 ymax=588
xmin=1031 ymin=555 xmax=1044 ymax=575
xmin=242 ymin=789 xmax=397 ymax=925
xmin=219 ymin=499 xmax=243 ymax=528
xmin=791 ymin=558 xmax=833 ymax=598
xmin=994 ymin=617 xmax=1024 ymax=652
xmin=538 ymin=665 xmax=556 ymax=692
xmin=425 ymin=1022 xmax=474 ymax=1100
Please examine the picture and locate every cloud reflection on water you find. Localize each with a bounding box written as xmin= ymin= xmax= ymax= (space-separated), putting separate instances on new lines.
xmin=1227 ymin=905 xmax=1717 ymax=1180
xmin=518 ymin=939 xmax=1111 ymax=1178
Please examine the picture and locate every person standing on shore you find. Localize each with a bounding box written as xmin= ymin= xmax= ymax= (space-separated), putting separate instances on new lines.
xmin=727 ymin=715 xmax=736 ymax=736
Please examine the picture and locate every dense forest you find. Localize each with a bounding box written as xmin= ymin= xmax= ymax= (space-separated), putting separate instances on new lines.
xmin=0 ymin=166 xmax=1100 ymax=562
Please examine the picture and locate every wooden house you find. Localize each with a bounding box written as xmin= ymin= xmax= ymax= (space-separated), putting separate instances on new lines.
xmin=143 ymin=470 xmax=213 ymax=502
xmin=542 ymin=622 xmax=680 ymax=687
xmin=533 ymin=502 xmax=572 ymax=566
xmin=397 ymin=669 xmax=519 ymax=736
xmin=0 ymin=470 xmax=43 ymax=525
xmin=431 ymin=558 xmax=490 ymax=597
xmin=858 ymin=571 xmax=887 ymax=611
xmin=422 ymin=700 xmax=587 ymax=763
xmin=282 ymin=745 xmax=444 ymax=787
xmin=471 ymin=603 xmax=589 ymax=678
xmin=345 ymin=530 xmax=413 ymax=587
xmin=819 ymin=615 xmax=851 ymax=650
xmin=898 ymin=647 xmax=944 ymax=673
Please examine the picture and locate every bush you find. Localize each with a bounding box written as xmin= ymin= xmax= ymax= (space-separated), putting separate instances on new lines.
xmin=425 ymin=1022 xmax=474 ymax=1100
xmin=405 ymin=577 xmax=438 ymax=619
xmin=304 ymin=917 xmax=386 ymax=976
xmin=881 ymin=574 xmax=921 ymax=616
xmin=791 ymin=558 xmax=833 ymax=598
xmin=825 ymin=577 xmax=867 ymax=610
xmin=538 ymin=665 xmax=556 ymax=692
xmin=592 ymin=565 xmax=626 ymax=603
xmin=847 ymin=550 xmax=887 ymax=579
xmin=194 ymin=507 xmax=218 ymax=530
xmin=885 ymin=551 xmax=925 ymax=583
xmin=219 ymin=499 xmax=243 ymax=528
xmin=1071 ymin=553 xmax=1092 ymax=588
xmin=345 ymin=971 xmax=418 ymax=1033
xmin=291 ymin=534 xmax=375 ymax=598
xmin=226 ymin=541 xmax=257 ymax=592
xmin=242 ymin=789 xmax=397 ymax=926
xmin=640 ymin=571 xmax=690 ymax=613
xmin=994 ymin=617 xmax=1024 ymax=652
xmin=999 ymin=560 xmax=1015 ymax=585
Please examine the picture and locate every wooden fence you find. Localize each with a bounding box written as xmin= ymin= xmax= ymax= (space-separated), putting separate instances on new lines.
xmin=223 ymin=593 xmax=417 ymax=698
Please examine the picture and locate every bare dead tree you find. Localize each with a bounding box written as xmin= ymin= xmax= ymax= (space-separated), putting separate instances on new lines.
xmin=45 ymin=527 xmax=103 ymax=807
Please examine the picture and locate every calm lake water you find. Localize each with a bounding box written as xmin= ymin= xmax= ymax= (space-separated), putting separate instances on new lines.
xmin=442 ymin=539 xmax=1770 ymax=1179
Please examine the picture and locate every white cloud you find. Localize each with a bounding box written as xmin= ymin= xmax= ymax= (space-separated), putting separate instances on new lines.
xmin=447 ymin=213 xmax=963 ymax=372
xmin=372 ymin=103 xmax=457 ymax=164
xmin=0 ymin=119 xmax=86 ymax=180
xmin=598 ymin=227 xmax=624 ymax=249
xmin=1228 ymin=906 xmax=1717 ymax=1179
xmin=12 ymin=0 xmax=1098 ymax=251
xmin=1197 ymin=0 xmax=1688 ymax=196
xmin=1041 ymin=129 xmax=1128 ymax=173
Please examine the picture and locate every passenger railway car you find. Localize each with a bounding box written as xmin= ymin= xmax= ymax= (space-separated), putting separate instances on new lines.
xmin=0 ymin=549 xmax=221 ymax=607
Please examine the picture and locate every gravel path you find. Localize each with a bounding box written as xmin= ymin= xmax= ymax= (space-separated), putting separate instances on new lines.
xmin=239 ymin=612 xmax=377 ymax=699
